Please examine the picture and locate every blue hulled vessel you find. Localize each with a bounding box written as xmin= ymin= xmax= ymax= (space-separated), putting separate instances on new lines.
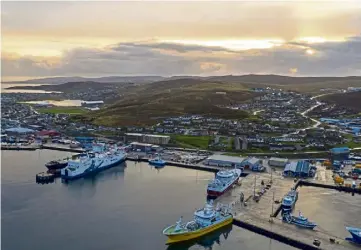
xmin=282 ymin=211 xmax=317 ymax=229
xmin=282 ymin=188 xmax=298 ymax=212
xmin=346 ymin=227 xmax=361 ymax=244
xmin=149 ymin=154 xmax=166 ymax=167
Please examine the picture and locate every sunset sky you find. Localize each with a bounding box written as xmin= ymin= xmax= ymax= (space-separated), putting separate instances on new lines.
xmin=2 ymin=0 xmax=361 ymax=81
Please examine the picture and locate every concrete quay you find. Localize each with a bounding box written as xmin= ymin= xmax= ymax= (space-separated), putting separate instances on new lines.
xmin=212 ymin=171 xmax=359 ymax=250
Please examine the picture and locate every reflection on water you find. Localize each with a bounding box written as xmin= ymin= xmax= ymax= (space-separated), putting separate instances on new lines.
xmin=167 ymin=224 xmax=233 ymax=250
xmin=61 ymin=162 xmax=126 ymax=197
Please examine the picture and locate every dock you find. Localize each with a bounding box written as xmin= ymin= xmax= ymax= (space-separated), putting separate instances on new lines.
xmin=127 ymin=156 xmax=250 ymax=176
xmin=213 ymin=171 xmax=360 ymax=250
xmin=41 ymin=144 xmax=85 ymax=153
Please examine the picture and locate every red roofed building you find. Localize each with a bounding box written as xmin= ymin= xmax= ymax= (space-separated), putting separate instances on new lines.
xmin=37 ymin=130 xmax=60 ymax=138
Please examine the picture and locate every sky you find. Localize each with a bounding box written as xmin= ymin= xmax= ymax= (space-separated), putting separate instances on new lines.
xmin=1 ymin=1 xmax=361 ymax=81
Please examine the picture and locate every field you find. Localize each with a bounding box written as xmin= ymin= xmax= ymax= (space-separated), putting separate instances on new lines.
xmin=36 ymin=107 xmax=87 ymax=114
xmin=171 ymin=135 xmax=211 ymax=149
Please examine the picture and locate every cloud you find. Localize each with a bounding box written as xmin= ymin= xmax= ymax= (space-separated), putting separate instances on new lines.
xmin=2 ymin=36 xmax=361 ymax=78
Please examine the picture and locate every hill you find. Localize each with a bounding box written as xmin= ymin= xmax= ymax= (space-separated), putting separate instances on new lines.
xmin=6 ymin=81 xmax=121 ymax=93
xmin=79 ymin=78 xmax=259 ymax=126
xmin=320 ymin=91 xmax=361 ymax=112
xmin=4 ymin=76 xmax=165 ymax=84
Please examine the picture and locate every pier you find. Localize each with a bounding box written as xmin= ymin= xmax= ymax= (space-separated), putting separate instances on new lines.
xmin=213 ymin=170 xmax=359 ymax=250
xmin=298 ymin=180 xmax=361 ymax=194
xmin=41 ymin=144 xmax=85 ymax=153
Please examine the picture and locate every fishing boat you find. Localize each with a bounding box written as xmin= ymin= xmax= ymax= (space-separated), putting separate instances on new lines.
xmin=282 ymin=211 xmax=317 ymax=229
xmin=166 ymin=224 xmax=232 ymax=250
xmin=345 ymin=227 xmax=361 ymax=244
xmin=207 ymin=168 xmax=242 ymax=197
xmin=45 ymin=159 xmax=68 ymax=170
xmin=149 ymin=154 xmax=166 ymax=167
xmin=281 ymin=188 xmax=298 ymax=212
xmin=163 ymin=201 xmax=233 ymax=244
xmin=61 ymin=144 xmax=126 ymax=180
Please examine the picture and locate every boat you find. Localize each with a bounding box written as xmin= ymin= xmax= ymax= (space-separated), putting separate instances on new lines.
xmin=282 ymin=211 xmax=317 ymax=229
xmin=345 ymin=227 xmax=361 ymax=244
xmin=149 ymin=154 xmax=166 ymax=167
xmin=281 ymin=188 xmax=298 ymax=212
xmin=45 ymin=159 xmax=68 ymax=170
xmin=166 ymin=224 xmax=232 ymax=250
xmin=207 ymin=168 xmax=242 ymax=197
xmin=162 ymin=201 xmax=233 ymax=244
xmin=60 ymin=144 xmax=126 ymax=180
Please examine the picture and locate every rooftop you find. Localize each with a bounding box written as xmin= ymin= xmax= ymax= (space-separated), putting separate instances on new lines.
xmin=206 ymin=154 xmax=245 ymax=164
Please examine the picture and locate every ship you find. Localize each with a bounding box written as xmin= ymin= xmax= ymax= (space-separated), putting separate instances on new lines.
xmin=149 ymin=154 xmax=166 ymax=167
xmin=61 ymin=144 xmax=126 ymax=180
xmin=45 ymin=159 xmax=68 ymax=170
xmin=163 ymin=201 xmax=233 ymax=244
xmin=207 ymin=168 xmax=241 ymax=197
xmin=282 ymin=211 xmax=317 ymax=229
xmin=281 ymin=188 xmax=298 ymax=212
xmin=166 ymin=224 xmax=232 ymax=250
xmin=345 ymin=227 xmax=361 ymax=244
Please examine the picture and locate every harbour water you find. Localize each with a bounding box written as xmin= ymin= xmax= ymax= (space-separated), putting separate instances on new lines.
xmin=2 ymin=150 xmax=295 ymax=250
xmin=1 ymin=83 xmax=61 ymax=93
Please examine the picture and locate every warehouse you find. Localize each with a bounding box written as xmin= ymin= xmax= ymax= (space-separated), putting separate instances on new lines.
xmin=204 ymin=155 xmax=245 ymax=168
xmin=268 ymin=157 xmax=289 ymax=167
xmin=283 ymin=160 xmax=314 ymax=178
xmin=130 ymin=142 xmax=162 ymax=153
xmin=241 ymin=157 xmax=262 ymax=170
xmin=125 ymin=133 xmax=170 ymax=145
xmin=330 ymin=147 xmax=350 ymax=161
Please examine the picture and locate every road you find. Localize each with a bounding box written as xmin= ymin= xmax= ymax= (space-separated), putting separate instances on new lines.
xmin=253 ymin=109 xmax=265 ymax=115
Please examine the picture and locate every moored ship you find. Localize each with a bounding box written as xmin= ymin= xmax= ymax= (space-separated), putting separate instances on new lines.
xmin=282 ymin=211 xmax=317 ymax=229
xmin=207 ymin=168 xmax=241 ymax=197
xmin=282 ymin=188 xmax=298 ymax=212
xmin=45 ymin=159 xmax=68 ymax=170
xmin=149 ymin=154 xmax=166 ymax=167
xmin=61 ymin=144 xmax=126 ymax=180
xmin=163 ymin=201 xmax=233 ymax=244
xmin=345 ymin=227 xmax=361 ymax=244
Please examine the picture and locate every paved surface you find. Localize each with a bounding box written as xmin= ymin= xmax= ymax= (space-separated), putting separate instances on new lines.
xmin=213 ymin=171 xmax=359 ymax=250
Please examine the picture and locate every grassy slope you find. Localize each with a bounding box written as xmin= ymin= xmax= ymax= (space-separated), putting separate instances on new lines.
xmin=84 ymin=79 xmax=259 ymax=126
xmin=320 ymin=91 xmax=361 ymax=112
xmin=171 ymin=135 xmax=211 ymax=149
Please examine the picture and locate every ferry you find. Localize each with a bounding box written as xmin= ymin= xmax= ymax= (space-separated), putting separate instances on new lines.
xmin=281 ymin=188 xmax=298 ymax=212
xmin=207 ymin=168 xmax=241 ymax=197
xmin=61 ymin=144 xmax=126 ymax=180
xmin=163 ymin=201 xmax=233 ymax=244
xmin=346 ymin=227 xmax=361 ymax=244
xmin=149 ymin=154 xmax=166 ymax=167
xmin=282 ymin=211 xmax=317 ymax=229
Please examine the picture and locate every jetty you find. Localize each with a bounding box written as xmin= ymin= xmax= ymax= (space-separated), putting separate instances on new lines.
xmin=41 ymin=144 xmax=85 ymax=153
xmin=213 ymin=171 xmax=360 ymax=250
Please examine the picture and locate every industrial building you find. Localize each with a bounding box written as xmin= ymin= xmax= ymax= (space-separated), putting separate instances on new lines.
xmin=125 ymin=133 xmax=170 ymax=145
xmin=283 ymin=160 xmax=314 ymax=178
xmin=330 ymin=147 xmax=350 ymax=161
xmin=204 ymin=155 xmax=245 ymax=168
xmin=241 ymin=157 xmax=262 ymax=170
xmin=130 ymin=142 xmax=161 ymax=152
xmin=268 ymin=157 xmax=289 ymax=167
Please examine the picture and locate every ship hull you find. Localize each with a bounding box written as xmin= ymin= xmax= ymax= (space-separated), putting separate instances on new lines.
xmin=61 ymin=157 xmax=125 ymax=180
xmin=164 ymin=216 xmax=233 ymax=244
xmin=45 ymin=162 xmax=68 ymax=170
xmin=207 ymin=177 xmax=239 ymax=197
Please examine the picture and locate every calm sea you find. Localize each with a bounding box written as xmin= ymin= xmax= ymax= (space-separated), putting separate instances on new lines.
xmin=1 ymin=150 xmax=295 ymax=250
